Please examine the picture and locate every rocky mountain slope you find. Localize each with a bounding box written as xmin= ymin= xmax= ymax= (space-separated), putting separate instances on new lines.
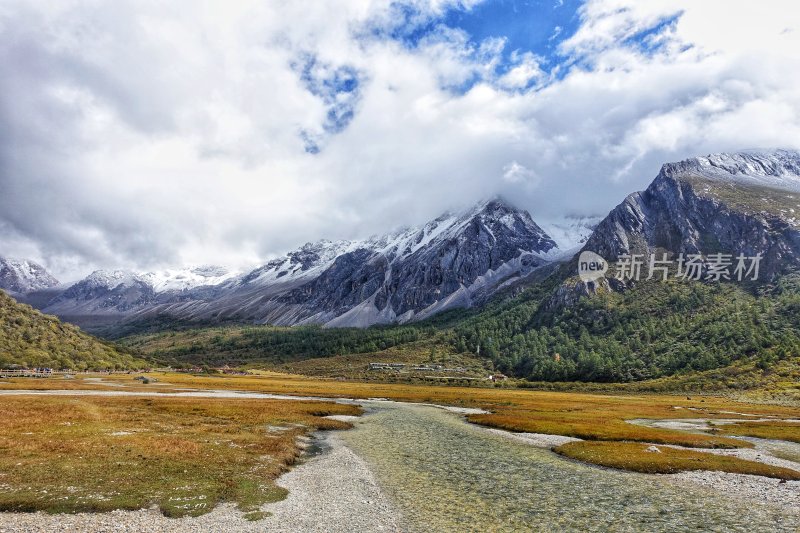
xmin=40 ymin=266 xmax=238 ymax=329
xmin=27 ymin=150 xmax=800 ymax=338
xmin=62 ymin=149 xmax=800 ymax=384
xmin=0 ymin=257 xmax=60 ymax=295
xmin=40 ymin=198 xmax=560 ymax=330
xmin=582 ymin=149 xmax=800 ymax=281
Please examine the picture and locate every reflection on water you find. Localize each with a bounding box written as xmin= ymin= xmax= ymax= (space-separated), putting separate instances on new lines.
xmin=341 ymin=403 xmax=800 ymax=532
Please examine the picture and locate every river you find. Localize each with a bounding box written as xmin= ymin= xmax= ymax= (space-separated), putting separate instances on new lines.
xmin=338 ymin=402 xmax=800 ymax=532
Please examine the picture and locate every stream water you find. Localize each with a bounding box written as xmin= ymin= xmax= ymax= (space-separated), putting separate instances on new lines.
xmin=339 ymin=402 xmax=800 ymax=532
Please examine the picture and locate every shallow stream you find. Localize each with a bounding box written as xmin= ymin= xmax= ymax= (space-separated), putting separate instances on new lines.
xmin=340 ymin=402 xmax=800 ymax=532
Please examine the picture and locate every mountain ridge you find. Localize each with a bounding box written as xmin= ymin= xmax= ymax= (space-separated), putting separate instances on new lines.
xmin=13 ymin=149 xmax=800 ymax=338
xmin=0 ymin=257 xmax=60 ymax=295
xmin=37 ymin=197 xmax=562 ymax=331
xmin=582 ymin=149 xmax=800 ymax=276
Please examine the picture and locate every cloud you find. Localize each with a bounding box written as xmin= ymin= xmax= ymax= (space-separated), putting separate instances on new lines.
xmin=497 ymin=51 xmax=544 ymax=90
xmin=1 ymin=0 xmax=800 ymax=280
xmin=502 ymin=161 xmax=539 ymax=186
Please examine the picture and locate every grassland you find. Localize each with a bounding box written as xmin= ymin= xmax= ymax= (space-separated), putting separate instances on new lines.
xmin=118 ymin=323 xmax=440 ymax=368
xmin=554 ymin=441 xmax=800 ymax=479
xmin=2 ymin=371 xmax=799 ymax=510
xmin=715 ymin=420 xmax=800 ymax=443
xmin=0 ymin=394 xmax=359 ymax=517
xmin=12 ymin=372 xmax=798 ymax=448
xmin=685 ymin=174 xmax=800 ymax=225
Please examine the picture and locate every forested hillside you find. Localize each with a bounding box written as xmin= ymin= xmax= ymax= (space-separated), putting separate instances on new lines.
xmin=120 ymin=321 xmax=441 ymax=367
xmin=454 ymin=275 xmax=800 ymax=382
xmin=0 ymin=291 xmax=146 ymax=370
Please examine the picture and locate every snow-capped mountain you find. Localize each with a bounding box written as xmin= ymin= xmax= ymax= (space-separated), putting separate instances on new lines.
xmin=140 ymin=266 xmax=240 ymax=292
xmin=43 ymin=198 xmax=562 ymax=329
xmin=539 ymin=216 xmax=602 ymax=251
xmin=560 ymin=149 xmax=800 ymax=306
xmin=23 ymin=150 xmax=800 ymax=333
xmin=0 ymin=257 xmax=60 ymax=295
xmin=584 ymin=149 xmax=800 ymax=260
xmin=246 ymin=197 xmax=558 ymax=327
xmin=44 ymin=270 xmax=158 ymax=316
xmin=666 ymin=149 xmax=800 ymax=193
xmin=43 ymin=266 xmax=238 ymax=318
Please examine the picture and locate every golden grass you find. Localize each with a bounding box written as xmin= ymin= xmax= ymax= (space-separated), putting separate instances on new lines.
xmin=0 ymin=375 xmax=165 ymax=391
xmin=716 ymin=421 xmax=800 ymax=443
xmin=277 ymin=343 xmax=486 ymax=380
xmin=554 ymin=441 xmax=800 ymax=480
xmin=4 ymin=371 xmax=800 ymax=480
xmin=468 ymin=409 xmax=746 ymax=448
xmin=0 ymin=395 xmax=360 ymax=517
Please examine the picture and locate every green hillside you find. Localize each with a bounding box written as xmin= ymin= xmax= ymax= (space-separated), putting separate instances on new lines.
xmin=453 ymin=274 xmax=800 ymax=383
xmin=0 ymin=291 xmax=146 ymax=370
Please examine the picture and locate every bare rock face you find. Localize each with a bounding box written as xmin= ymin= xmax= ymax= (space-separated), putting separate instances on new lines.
xmin=0 ymin=257 xmax=59 ymax=295
xmin=30 ymin=151 xmax=800 ymax=331
xmin=42 ymin=198 xmax=560 ymax=330
xmin=557 ymin=150 xmax=800 ymax=308
xmin=272 ymin=198 xmax=558 ymax=326
xmin=584 ymin=150 xmax=800 ymax=276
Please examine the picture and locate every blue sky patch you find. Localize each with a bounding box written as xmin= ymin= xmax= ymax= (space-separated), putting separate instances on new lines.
xmin=443 ymin=0 xmax=583 ymax=61
xmin=623 ymin=12 xmax=683 ymax=55
xmin=293 ymin=54 xmax=364 ymax=152
xmin=360 ymin=0 xmax=586 ymax=94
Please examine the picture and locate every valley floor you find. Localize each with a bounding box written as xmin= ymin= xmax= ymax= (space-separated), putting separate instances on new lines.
xmin=0 ymin=372 xmax=799 ymax=531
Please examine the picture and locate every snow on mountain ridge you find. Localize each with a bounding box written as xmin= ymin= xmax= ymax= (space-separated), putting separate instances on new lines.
xmin=240 ymin=240 xmax=363 ymax=286
xmin=240 ymin=196 xmax=557 ymax=290
xmin=664 ymin=149 xmax=800 ymax=192
xmin=81 ymin=266 xmax=239 ymax=293
xmin=142 ymin=266 xmax=240 ymax=292
xmin=539 ymin=216 xmax=602 ymax=250
xmin=42 ymin=197 xmax=564 ymax=328
xmin=0 ymin=257 xmax=60 ymax=294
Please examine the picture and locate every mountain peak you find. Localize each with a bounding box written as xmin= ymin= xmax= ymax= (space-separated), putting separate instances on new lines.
xmin=0 ymin=257 xmax=60 ymax=294
xmin=582 ymin=148 xmax=800 ymax=280
xmin=44 ymin=195 xmax=563 ymax=329
xmin=84 ymin=269 xmax=140 ymax=288
xmin=462 ymin=195 xmax=518 ymax=215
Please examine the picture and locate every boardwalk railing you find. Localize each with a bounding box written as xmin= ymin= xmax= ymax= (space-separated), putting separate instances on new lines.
xmin=0 ymin=369 xmax=67 ymax=378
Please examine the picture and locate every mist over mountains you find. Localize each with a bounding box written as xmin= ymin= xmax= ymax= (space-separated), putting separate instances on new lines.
xmin=4 ymin=150 xmax=800 ymax=337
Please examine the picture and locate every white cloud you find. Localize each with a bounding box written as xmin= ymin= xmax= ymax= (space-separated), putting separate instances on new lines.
xmin=1 ymin=0 xmax=800 ymax=280
xmin=502 ymin=161 xmax=539 ymax=186
xmin=498 ymin=52 xmax=544 ymax=90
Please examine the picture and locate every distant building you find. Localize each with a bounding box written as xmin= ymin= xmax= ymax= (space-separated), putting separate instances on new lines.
xmin=369 ymin=362 xmax=406 ymax=370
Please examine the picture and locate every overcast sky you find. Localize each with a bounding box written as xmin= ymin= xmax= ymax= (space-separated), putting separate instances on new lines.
xmin=2 ymin=0 xmax=800 ymax=281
